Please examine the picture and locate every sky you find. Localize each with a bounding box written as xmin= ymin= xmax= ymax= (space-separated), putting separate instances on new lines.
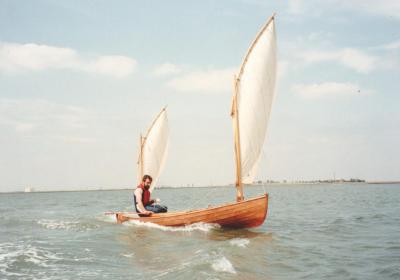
xmin=0 ymin=0 xmax=399 ymax=192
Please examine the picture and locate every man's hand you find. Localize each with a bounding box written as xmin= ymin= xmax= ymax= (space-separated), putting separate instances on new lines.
xmin=141 ymin=210 xmax=152 ymax=216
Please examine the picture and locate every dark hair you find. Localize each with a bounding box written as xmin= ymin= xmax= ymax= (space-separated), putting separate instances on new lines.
xmin=142 ymin=174 xmax=153 ymax=182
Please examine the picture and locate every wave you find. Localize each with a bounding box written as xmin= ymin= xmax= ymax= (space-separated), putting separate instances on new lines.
xmin=153 ymin=249 xmax=236 ymax=278
xmin=121 ymin=253 xmax=135 ymax=258
xmin=37 ymin=219 xmax=99 ymax=232
xmin=0 ymin=242 xmax=62 ymax=277
xmin=211 ymin=256 xmax=236 ymax=274
xmin=97 ymin=212 xmax=118 ymax=223
xmin=123 ymin=220 xmax=220 ymax=232
xmin=229 ymin=238 xmax=250 ymax=248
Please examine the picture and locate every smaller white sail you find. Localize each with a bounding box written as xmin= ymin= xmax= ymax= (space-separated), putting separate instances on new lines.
xmin=138 ymin=108 xmax=169 ymax=192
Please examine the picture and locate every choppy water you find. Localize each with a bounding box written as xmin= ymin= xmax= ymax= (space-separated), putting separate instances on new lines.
xmin=1 ymin=184 xmax=399 ymax=279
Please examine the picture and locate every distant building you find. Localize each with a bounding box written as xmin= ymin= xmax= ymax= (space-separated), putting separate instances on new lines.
xmin=24 ymin=187 xmax=34 ymax=192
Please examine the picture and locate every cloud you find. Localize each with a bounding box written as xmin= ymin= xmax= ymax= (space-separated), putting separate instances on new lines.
xmin=0 ymin=42 xmax=137 ymax=78
xmin=0 ymin=99 xmax=94 ymax=138
xmin=300 ymin=48 xmax=377 ymax=73
xmin=166 ymin=67 xmax=236 ymax=93
xmin=15 ymin=122 xmax=36 ymax=132
xmin=292 ymin=82 xmax=373 ymax=98
xmin=285 ymin=0 xmax=400 ymax=20
xmin=153 ymin=63 xmax=182 ymax=76
xmin=288 ymin=0 xmax=304 ymax=14
xmin=86 ymin=55 xmax=137 ymax=78
xmin=378 ymin=40 xmax=400 ymax=50
xmin=278 ymin=60 xmax=289 ymax=80
xmin=337 ymin=0 xmax=400 ymax=20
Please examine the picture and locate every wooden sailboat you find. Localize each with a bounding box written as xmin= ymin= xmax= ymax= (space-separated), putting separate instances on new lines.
xmin=116 ymin=13 xmax=277 ymax=228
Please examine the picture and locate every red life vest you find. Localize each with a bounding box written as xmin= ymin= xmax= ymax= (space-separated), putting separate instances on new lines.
xmin=137 ymin=183 xmax=151 ymax=206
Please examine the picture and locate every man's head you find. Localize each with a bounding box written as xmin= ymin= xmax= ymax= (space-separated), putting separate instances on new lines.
xmin=142 ymin=174 xmax=153 ymax=190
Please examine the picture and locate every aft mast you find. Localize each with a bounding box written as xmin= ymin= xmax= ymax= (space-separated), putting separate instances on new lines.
xmin=231 ymin=75 xmax=243 ymax=201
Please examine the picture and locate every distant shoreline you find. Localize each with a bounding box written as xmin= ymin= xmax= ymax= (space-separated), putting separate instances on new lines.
xmin=366 ymin=181 xmax=400 ymax=184
xmin=1 ymin=181 xmax=399 ymax=194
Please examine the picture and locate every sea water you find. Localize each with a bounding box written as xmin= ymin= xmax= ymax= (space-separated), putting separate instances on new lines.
xmin=0 ymin=184 xmax=399 ymax=279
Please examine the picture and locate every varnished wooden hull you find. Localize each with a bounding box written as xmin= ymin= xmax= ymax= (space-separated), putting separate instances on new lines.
xmin=115 ymin=193 xmax=268 ymax=228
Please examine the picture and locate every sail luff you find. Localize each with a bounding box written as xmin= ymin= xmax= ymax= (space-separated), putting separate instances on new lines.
xmin=142 ymin=107 xmax=167 ymax=146
xmin=236 ymin=13 xmax=276 ymax=81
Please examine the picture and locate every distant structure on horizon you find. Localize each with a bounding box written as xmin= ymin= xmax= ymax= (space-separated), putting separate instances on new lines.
xmin=24 ymin=187 xmax=34 ymax=192
xmin=254 ymin=178 xmax=366 ymax=185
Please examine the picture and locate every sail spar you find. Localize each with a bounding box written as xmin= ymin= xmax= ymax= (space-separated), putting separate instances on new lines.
xmin=232 ymin=14 xmax=277 ymax=197
xmin=138 ymin=108 xmax=169 ymax=192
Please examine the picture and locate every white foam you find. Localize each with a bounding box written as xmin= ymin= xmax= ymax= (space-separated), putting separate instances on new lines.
xmin=121 ymin=253 xmax=135 ymax=258
xmin=229 ymin=238 xmax=250 ymax=248
xmin=37 ymin=219 xmax=98 ymax=231
xmin=211 ymin=256 xmax=236 ymax=274
xmin=0 ymin=242 xmax=62 ymax=275
xmin=124 ymin=220 xmax=220 ymax=232
xmin=98 ymin=213 xmax=118 ymax=223
xmin=38 ymin=219 xmax=74 ymax=230
xmin=155 ymin=250 xmax=212 ymax=278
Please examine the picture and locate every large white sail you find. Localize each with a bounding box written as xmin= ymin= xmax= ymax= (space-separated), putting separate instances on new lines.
xmin=138 ymin=108 xmax=169 ymax=192
xmin=234 ymin=16 xmax=277 ymax=185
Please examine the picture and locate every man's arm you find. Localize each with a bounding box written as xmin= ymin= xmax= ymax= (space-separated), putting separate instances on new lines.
xmin=134 ymin=189 xmax=152 ymax=215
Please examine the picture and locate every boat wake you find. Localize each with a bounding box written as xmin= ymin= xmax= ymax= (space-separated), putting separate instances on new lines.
xmin=98 ymin=213 xmax=118 ymax=223
xmin=229 ymin=238 xmax=250 ymax=248
xmin=211 ymin=256 xmax=236 ymax=274
xmin=123 ymin=220 xmax=220 ymax=232
xmin=0 ymin=242 xmax=62 ymax=277
xmin=154 ymin=249 xmax=237 ymax=277
xmin=37 ymin=219 xmax=99 ymax=232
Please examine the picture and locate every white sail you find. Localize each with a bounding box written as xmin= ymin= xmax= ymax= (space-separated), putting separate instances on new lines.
xmin=234 ymin=16 xmax=277 ymax=184
xmin=138 ymin=108 xmax=169 ymax=192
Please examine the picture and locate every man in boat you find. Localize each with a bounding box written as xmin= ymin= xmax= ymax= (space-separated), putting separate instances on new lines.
xmin=134 ymin=174 xmax=168 ymax=215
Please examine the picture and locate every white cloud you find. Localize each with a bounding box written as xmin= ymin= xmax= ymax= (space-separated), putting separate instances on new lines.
xmin=300 ymin=48 xmax=377 ymax=73
xmin=153 ymin=63 xmax=182 ymax=76
xmin=166 ymin=67 xmax=236 ymax=93
xmin=285 ymin=0 xmax=400 ymax=20
xmin=15 ymin=122 xmax=36 ymax=132
xmin=292 ymin=82 xmax=373 ymax=98
xmin=278 ymin=60 xmax=289 ymax=80
xmin=337 ymin=0 xmax=400 ymax=20
xmin=0 ymin=42 xmax=137 ymax=78
xmin=86 ymin=55 xmax=137 ymax=78
xmin=379 ymin=40 xmax=400 ymax=50
xmin=0 ymin=99 xmax=94 ymax=136
xmin=288 ymin=0 xmax=304 ymax=14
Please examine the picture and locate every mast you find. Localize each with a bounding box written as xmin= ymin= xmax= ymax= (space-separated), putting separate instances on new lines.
xmin=231 ymin=13 xmax=276 ymax=202
xmin=139 ymin=134 xmax=144 ymax=181
xmin=232 ymin=75 xmax=244 ymax=201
